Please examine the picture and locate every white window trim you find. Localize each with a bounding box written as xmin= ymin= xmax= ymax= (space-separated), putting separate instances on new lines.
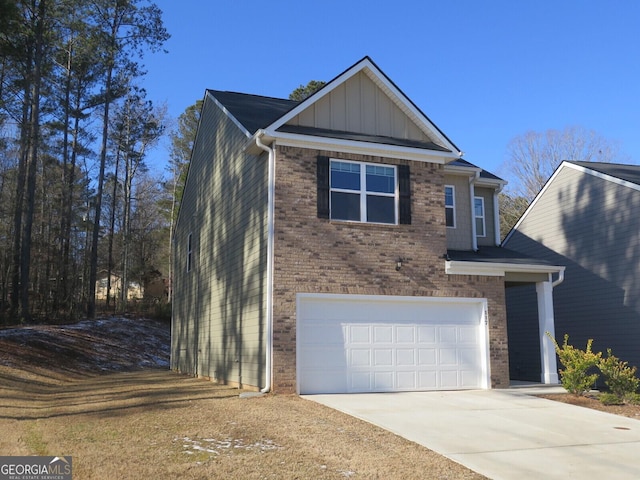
xmin=445 ymin=185 xmax=456 ymax=228
xmin=474 ymin=196 xmax=486 ymax=238
xmin=187 ymin=232 xmax=193 ymax=272
xmin=329 ymin=159 xmax=398 ymax=225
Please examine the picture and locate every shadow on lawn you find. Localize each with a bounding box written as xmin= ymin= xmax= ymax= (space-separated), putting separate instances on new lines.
xmin=0 ymin=368 xmax=242 ymax=421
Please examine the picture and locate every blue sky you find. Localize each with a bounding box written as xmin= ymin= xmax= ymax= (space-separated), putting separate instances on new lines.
xmin=143 ymin=1 xmax=640 ymax=184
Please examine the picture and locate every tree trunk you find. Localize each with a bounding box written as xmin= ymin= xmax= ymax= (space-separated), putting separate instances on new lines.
xmin=17 ymin=0 xmax=47 ymax=322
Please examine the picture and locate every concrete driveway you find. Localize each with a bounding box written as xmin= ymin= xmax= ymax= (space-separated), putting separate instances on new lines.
xmin=304 ymin=387 xmax=640 ymax=480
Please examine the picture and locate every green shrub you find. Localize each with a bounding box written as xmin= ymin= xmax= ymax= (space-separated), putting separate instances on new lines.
xmin=626 ymin=393 xmax=640 ymax=405
xmin=547 ymin=333 xmax=600 ymax=396
xmin=598 ymin=349 xmax=640 ymax=402
xmin=599 ymin=392 xmax=624 ymax=405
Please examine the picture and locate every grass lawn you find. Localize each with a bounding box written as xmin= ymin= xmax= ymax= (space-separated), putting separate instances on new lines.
xmin=0 ymin=318 xmax=485 ymax=479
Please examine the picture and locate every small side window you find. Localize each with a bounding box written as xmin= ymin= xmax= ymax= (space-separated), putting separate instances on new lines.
xmin=445 ymin=185 xmax=455 ymax=228
xmin=474 ymin=197 xmax=486 ymax=237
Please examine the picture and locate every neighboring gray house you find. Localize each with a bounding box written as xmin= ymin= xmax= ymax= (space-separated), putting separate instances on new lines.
xmin=504 ymin=161 xmax=640 ymax=381
xmin=172 ymin=57 xmax=564 ymax=394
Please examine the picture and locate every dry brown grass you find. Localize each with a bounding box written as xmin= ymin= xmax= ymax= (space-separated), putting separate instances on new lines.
xmin=537 ymin=392 xmax=640 ymax=420
xmin=0 ymin=319 xmax=485 ymax=479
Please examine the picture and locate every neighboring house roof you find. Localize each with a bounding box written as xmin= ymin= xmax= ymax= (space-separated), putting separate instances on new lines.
xmin=504 ymin=160 xmax=640 ymax=244
xmin=567 ymin=161 xmax=640 ymax=186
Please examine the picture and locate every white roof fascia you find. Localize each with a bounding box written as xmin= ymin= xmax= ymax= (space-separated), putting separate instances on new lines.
xmin=443 ymin=165 xmax=505 ymax=189
xmin=265 ymin=58 xmax=463 ymax=157
xmin=206 ymin=91 xmax=252 ymax=139
xmin=475 ymin=177 xmax=508 ymax=189
xmin=269 ymin=130 xmax=458 ymax=164
xmin=445 ymin=260 xmax=565 ymax=277
xmin=443 ymin=164 xmax=481 ymax=176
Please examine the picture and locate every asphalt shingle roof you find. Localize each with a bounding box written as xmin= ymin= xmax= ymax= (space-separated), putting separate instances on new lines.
xmin=207 ymin=90 xmax=298 ymax=134
xmin=449 ymin=158 xmax=505 ymax=182
xmin=447 ymin=246 xmax=559 ymax=267
xmin=207 ymin=89 xmax=503 ymax=180
xmin=277 ymin=124 xmax=451 ymax=152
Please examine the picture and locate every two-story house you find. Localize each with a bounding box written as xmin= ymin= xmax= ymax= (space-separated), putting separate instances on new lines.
xmin=171 ymin=57 xmax=564 ymax=394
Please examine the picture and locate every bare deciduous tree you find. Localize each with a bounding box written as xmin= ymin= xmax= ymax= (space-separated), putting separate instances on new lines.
xmin=504 ymin=126 xmax=625 ymax=201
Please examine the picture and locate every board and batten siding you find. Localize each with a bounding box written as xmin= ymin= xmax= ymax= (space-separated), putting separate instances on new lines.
xmin=289 ymin=71 xmax=436 ymax=145
xmin=172 ymin=95 xmax=269 ymax=389
xmin=506 ymin=164 xmax=640 ymax=372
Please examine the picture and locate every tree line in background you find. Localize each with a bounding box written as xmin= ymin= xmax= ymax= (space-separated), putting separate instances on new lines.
xmin=0 ymin=0 xmax=172 ymax=324
xmin=0 ymin=4 xmax=626 ymax=326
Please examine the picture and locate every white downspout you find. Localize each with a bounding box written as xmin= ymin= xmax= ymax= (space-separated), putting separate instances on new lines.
xmin=469 ymin=172 xmax=479 ymax=251
xmin=255 ymin=131 xmax=274 ymax=394
xmin=552 ymin=270 xmax=565 ymax=287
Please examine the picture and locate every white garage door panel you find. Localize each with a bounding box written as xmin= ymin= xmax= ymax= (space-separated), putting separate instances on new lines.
xmin=297 ymin=294 xmax=489 ymax=394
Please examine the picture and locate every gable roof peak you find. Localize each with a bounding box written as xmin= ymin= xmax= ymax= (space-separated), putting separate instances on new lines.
xmin=265 ymin=56 xmax=462 ymax=157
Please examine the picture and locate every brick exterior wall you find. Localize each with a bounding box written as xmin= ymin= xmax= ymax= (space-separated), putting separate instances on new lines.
xmin=271 ymin=145 xmax=510 ymax=393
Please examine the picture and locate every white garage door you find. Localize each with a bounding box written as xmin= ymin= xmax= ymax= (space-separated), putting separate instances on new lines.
xmin=297 ymin=294 xmax=489 ymax=394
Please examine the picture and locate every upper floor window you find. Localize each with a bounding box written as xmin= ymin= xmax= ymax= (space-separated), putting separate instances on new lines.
xmin=445 ymin=185 xmax=456 ymax=228
xmin=317 ymin=156 xmax=411 ymax=224
xmin=330 ymin=160 xmax=397 ymax=224
xmin=474 ymin=197 xmax=485 ymax=237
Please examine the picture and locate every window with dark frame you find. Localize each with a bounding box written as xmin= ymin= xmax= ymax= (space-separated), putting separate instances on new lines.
xmin=329 ymin=159 xmax=397 ymax=224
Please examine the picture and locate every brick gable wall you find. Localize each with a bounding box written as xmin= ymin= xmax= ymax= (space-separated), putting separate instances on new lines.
xmin=271 ymin=145 xmax=509 ymax=392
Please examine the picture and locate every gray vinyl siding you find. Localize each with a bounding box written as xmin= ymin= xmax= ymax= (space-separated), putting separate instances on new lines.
xmin=505 ymin=165 xmax=640 ymax=372
xmin=444 ymin=175 xmax=473 ymax=250
xmin=172 ymin=95 xmax=269 ymax=388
